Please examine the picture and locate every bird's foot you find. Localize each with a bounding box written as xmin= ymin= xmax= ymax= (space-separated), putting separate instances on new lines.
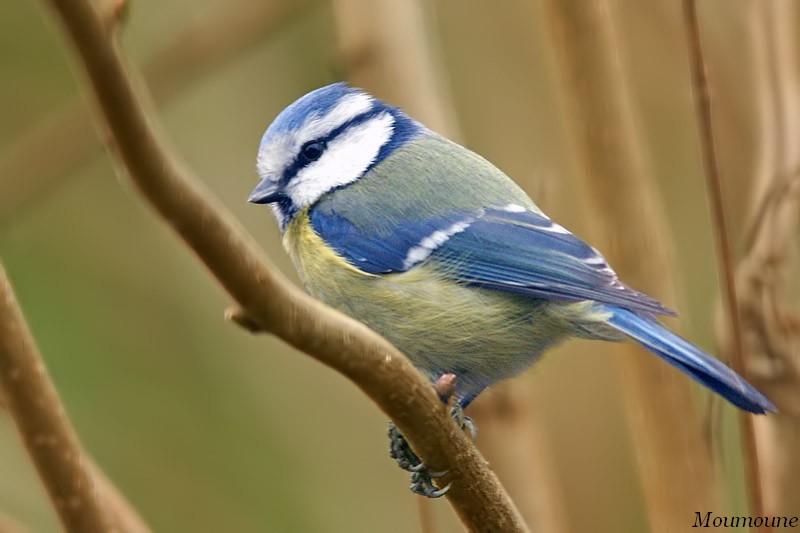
xmin=450 ymin=402 xmax=477 ymax=441
xmin=388 ymin=422 xmax=450 ymax=498
xmin=387 ymin=399 xmax=476 ymax=499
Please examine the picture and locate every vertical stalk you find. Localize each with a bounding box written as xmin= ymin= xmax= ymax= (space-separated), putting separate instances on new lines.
xmin=539 ymin=0 xmax=720 ymax=527
xmin=734 ymin=0 xmax=800 ymax=521
xmin=681 ymin=1 xmax=766 ymax=527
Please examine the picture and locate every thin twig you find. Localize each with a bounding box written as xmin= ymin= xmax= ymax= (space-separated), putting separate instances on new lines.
xmin=38 ymin=0 xmax=527 ymax=530
xmin=467 ymin=382 xmax=569 ymax=532
xmin=1 ymin=385 xmax=149 ymax=533
xmin=0 ymin=265 xmax=113 ymax=532
xmin=681 ymin=0 xmax=766 ymax=526
xmin=0 ymin=288 xmax=151 ymax=533
xmin=89 ymin=463 xmax=151 ymax=533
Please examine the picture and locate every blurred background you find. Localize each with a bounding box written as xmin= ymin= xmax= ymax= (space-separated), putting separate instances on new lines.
xmin=0 ymin=0 xmax=794 ymax=531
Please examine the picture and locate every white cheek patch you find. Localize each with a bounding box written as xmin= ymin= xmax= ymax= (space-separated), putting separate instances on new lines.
xmin=287 ymin=113 xmax=395 ymax=208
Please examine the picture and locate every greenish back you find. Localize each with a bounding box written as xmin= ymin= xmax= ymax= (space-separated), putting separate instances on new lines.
xmin=313 ymin=133 xmax=541 ymax=236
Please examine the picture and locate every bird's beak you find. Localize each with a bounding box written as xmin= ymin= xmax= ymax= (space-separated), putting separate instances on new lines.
xmin=248 ymin=179 xmax=283 ymax=204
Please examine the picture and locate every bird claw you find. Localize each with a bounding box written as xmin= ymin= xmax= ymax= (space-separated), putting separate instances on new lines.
xmin=450 ymin=403 xmax=477 ymax=441
xmin=388 ymin=422 xmax=450 ymax=497
xmin=387 ymin=398 xmax=476 ymax=498
xmin=410 ymin=463 xmax=447 ymax=478
xmin=411 ymin=473 xmax=451 ymax=498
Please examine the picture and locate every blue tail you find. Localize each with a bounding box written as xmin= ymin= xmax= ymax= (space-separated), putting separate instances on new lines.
xmin=603 ymin=306 xmax=776 ymax=414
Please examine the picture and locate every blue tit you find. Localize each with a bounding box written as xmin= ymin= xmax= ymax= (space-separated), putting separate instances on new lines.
xmin=249 ymin=82 xmax=775 ymax=495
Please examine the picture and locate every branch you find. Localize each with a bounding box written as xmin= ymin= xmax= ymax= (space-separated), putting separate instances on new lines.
xmin=681 ymin=0 xmax=766 ymax=523
xmin=0 ymin=266 xmax=150 ymax=533
xmin=0 ymin=265 xmax=112 ymax=532
xmin=540 ymin=0 xmax=721 ymax=526
xmin=0 ymin=396 xmax=149 ymax=533
xmin=39 ymin=0 xmax=527 ymax=530
xmin=466 ymin=382 xmax=569 ymax=532
xmin=0 ymin=0 xmax=318 ymax=224
xmin=88 ymin=462 xmax=151 ymax=533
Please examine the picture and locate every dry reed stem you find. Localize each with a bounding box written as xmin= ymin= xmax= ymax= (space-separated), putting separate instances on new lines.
xmin=540 ymin=0 xmax=720 ymax=527
xmin=681 ymin=1 xmax=768 ymax=525
xmin=39 ymin=0 xmax=527 ymax=530
xmin=737 ymin=176 xmax=800 ymax=517
xmin=733 ymin=0 xmax=800 ymax=519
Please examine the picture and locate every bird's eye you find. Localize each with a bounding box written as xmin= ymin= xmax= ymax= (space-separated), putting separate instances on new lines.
xmin=301 ymin=141 xmax=325 ymax=162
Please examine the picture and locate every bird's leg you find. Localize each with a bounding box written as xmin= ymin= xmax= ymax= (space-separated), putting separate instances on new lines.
xmin=386 ymin=374 xmax=477 ymax=498
xmin=450 ymin=401 xmax=477 ymax=441
xmin=387 ymin=422 xmax=449 ymax=498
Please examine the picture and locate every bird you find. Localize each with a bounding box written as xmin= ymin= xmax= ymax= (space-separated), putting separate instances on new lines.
xmin=249 ymin=82 xmax=775 ymax=497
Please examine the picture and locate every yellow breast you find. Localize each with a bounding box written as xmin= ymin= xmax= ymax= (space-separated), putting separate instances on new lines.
xmin=282 ymin=208 xmax=374 ymax=298
xmin=280 ymin=207 xmax=577 ymax=389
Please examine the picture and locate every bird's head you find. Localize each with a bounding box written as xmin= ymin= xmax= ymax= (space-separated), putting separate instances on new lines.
xmin=250 ymin=83 xmax=422 ymax=229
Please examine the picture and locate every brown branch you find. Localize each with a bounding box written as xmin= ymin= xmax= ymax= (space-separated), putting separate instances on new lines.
xmin=88 ymin=463 xmax=151 ymax=533
xmin=1 ymin=388 xmax=149 ymax=533
xmin=468 ymin=382 xmax=569 ymax=532
xmin=38 ymin=0 xmax=527 ymax=530
xmin=0 ymin=265 xmax=112 ymax=532
xmin=0 ymin=0 xmax=318 ymax=225
xmin=681 ymin=1 xmax=767 ymax=525
xmin=0 ymin=266 xmax=150 ymax=533
xmin=540 ymin=0 xmax=721 ymax=527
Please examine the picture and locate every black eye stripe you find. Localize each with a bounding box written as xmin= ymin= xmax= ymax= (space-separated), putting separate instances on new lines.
xmin=280 ymin=109 xmax=386 ymax=185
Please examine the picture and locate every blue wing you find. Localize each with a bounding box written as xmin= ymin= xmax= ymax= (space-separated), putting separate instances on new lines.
xmin=309 ymin=206 xmax=673 ymax=316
